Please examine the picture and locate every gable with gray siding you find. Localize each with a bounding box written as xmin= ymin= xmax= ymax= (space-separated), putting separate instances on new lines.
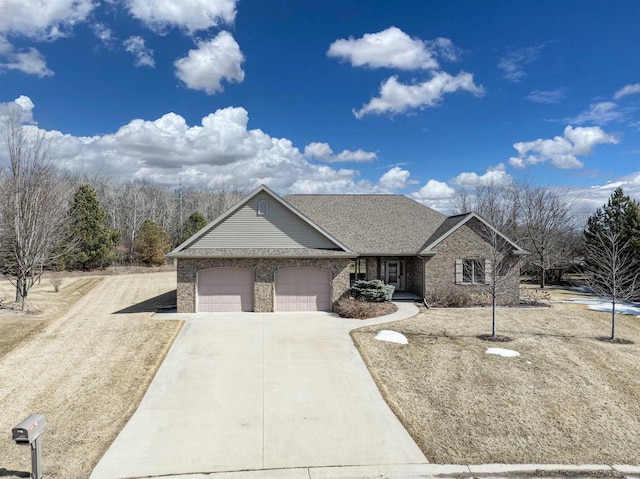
xmin=189 ymin=191 xmax=342 ymax=250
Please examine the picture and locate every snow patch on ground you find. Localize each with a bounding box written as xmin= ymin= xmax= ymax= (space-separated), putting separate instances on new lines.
xmin=375 ymin=330 xmax=408 ymax=345
xmin=568 ymin=285 xmax=592 ymax=293
xmin=486 ymin=348 xmax=520 ymax=357
xmin=568 ymin=298 xmax=640 ymax=317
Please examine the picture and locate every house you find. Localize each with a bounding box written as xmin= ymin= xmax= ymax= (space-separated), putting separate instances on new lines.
xmin=168 ymin=184 xmax=527 ymax=313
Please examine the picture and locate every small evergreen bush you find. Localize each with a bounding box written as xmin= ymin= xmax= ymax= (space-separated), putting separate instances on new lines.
xmin=350 ymin=280 xmax=395 ymax=302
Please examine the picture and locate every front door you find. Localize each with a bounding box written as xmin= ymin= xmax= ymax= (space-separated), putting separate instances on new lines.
xmin=385 ymin=261 xmax=401 ymax=290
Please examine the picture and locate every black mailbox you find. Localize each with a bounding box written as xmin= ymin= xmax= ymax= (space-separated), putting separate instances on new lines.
xmin=12 ymin=414 xmax=46 ymax=445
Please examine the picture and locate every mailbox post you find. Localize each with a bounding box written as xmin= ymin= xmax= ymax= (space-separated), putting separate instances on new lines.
xmin=12 ymin=414 xmax=46 ymax=479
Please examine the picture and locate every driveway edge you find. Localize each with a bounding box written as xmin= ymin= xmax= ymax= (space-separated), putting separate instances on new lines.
xmin=135 ymin=463 xmax=640 ymax=479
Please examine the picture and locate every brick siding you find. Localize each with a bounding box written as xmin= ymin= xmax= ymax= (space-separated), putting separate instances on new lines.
xmin=424 ymin=222 xmax=521 ymax=305
xmin=177 ymin=257 xmax=351 ymax=313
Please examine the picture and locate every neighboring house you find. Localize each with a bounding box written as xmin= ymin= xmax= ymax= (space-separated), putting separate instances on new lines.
xmin=168 ymin=185 xmax=527 ymax=313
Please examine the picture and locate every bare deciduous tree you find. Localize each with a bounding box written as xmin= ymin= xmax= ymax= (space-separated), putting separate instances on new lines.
xmin=584 ymin=229 xmax=640 ymax=341
xmin=518 ymin=184 xmax=576 ymax=288
xmin=470 ymin=214 xmax=525 ymax=339
xmin=455 ymin=181 xmax=519 ymax=239
xmin=0 ymin=108 xmax=72 ymax=306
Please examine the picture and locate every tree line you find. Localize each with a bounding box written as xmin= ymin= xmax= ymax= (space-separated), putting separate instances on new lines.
xmin=0 ymin=110 xmax=246 ymax=305
xmin=1 ymin=105 xmax=639 ymax=326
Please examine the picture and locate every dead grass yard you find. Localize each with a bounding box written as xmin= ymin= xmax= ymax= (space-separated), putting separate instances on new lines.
xmin=352 ymin=286 xmax=640 ymax=465
xmin=0 ymin=271 xmax=182 ymax=479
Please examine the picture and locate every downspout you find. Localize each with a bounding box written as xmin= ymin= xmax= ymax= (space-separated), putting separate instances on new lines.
xmin=419 ymin=255 xmax=430 ymax=309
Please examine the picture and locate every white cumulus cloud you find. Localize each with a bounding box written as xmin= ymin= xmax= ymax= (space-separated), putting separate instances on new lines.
xmin=304 ymin=142 xmax=333 ymax=160
xmin=304 ymin=142 xmax=377 ymax=163
xmin=124 ymin=36 xmax=155 ymax=67
xmin=0 ymin=95 xmax=36 ymax=123
xmin=174 ymin=31 xmax=244 ymax=95
xmin=614 ymin=83 xmax=640 ymax=100
xmin=411 ymin=179 xmax=455 ymax=200
xmin=0 ymin=0 xmax=95 ymax=77
xmin=378 ymin=167 xmax=411 ymax=190
xmin=0 ymin=96 xmax=392 ymax=195
xmin=354 ymin=71 xmax=485 ymax=118
xmin=328 ymin=26 xmax=455 ymax=70
xmin=452 ymin=164 xmax=512 ymax=188
xmin=509 ymin=125 xmax=619 ymax=170
xmin=0 ymin=0 xmax=95 ymax=41
xmin=409 ymin=179 xmax=456 ymax=212
xmin=13 ymin=94 xmax=35 ymax=112
xmin=0 ymin=47 xmax=53 ymax=77
xmin=124 ymin=0 xmax=237 ymax=34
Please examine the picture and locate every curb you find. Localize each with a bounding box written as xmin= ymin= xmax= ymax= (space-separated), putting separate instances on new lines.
xmin=137 ymin=463 xmax=640 ymax=479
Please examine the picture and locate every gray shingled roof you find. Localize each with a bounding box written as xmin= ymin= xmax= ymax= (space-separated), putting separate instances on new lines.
xmin=170 ymin=248 xmax=354 ymax=258
xmin=285 ymin=194 xmax=447 ymax=255
xmin=420 ymin=213 xmax=472 ymax=253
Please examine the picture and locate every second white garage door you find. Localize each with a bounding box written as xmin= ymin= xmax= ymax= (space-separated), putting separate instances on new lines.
xmin=275 ymin=268 xmax=331 ymax=312
xmin=198 ymin=268 xmax=254 ymax=312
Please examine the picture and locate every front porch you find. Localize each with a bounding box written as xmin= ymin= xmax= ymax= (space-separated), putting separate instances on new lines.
xmin=392 ymin=291 xmax=422 ymax=301
xmin=350 ymin=256 xmax=424 ymax=298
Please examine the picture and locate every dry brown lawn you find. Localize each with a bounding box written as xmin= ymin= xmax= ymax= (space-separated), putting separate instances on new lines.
xmin=351 ymin=286 xmax=640 ymax=465
xmin=0 ymin=271 xmax=182 ymax=478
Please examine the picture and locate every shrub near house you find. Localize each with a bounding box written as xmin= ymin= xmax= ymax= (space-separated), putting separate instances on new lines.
xmin=335 ymin=280 xmax=397 ymax=319
xmin=350 ymin=280 xmax=395 ymax=302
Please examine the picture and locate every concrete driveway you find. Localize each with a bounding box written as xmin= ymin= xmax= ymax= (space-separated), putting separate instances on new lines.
xmin=91 ymin=304 xmax=427 ymax=478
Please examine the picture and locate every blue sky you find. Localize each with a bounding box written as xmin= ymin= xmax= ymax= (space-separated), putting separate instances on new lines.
xmin=0 ymin=0 xmax=638 ymax=214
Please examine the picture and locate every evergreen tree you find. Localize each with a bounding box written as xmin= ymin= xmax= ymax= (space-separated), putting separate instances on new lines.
xmin=180 ymin=211 xmax=207 ymax=244
xmin=584 ymin=188 xmax=640 ymax=333
xmin=134 ymin=219 xmax=171 ymax=266
xmin=584 ymin=187 xmax=640 ymax=259
xmin=67 ymin=184 xmax=120 ymax=270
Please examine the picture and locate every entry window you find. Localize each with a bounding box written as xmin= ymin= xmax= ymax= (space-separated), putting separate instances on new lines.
xmin=257 ymin=199 xmax=269 ymax=215
xmin=462 ymin=259 xmax=484 ymax=284
xmin=349 ymin=259 xmax=367 ymax=285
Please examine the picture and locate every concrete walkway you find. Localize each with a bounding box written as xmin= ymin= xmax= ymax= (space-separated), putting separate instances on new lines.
xmin=91 ymin=303 xmax=427 ymax=479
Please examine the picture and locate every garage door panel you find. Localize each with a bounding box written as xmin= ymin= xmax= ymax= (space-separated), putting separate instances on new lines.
xmin=198 ymin=268 xmax=253 ymax=312
xmin=275 ymin=268 xmax=331 ymax=312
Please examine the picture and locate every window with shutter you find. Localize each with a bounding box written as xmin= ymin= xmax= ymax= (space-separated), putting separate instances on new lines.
xmin=484 ymin=259 xmax=492 ymax=284
xmin=458 ymin=259 xmax=488 ymax=285
xmin=455 ymin=259 xmax=463 ymax=284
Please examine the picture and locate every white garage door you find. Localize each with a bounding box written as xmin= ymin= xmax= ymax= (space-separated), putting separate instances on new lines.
xmin=198 ymin=268 xmax=253 ymax=312
xmin=275 ymin=268 xmax=331 ymax=312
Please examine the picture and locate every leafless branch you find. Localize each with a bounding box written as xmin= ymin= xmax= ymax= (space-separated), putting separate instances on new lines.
xmin=584 ymin=229 xmax=640 ymax=340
